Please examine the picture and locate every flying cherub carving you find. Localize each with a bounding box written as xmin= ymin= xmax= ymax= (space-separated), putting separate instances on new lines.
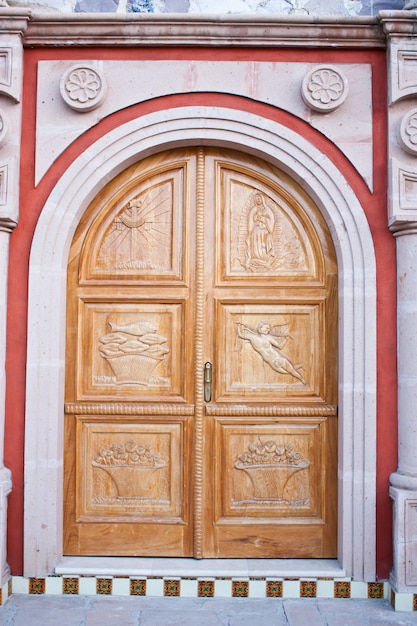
xmin=235 ymin=320 xmax=306 ymax=384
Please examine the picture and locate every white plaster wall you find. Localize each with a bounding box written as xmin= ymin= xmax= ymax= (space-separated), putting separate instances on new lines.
xmin=36 ymin=60 xmax=374 ymax=189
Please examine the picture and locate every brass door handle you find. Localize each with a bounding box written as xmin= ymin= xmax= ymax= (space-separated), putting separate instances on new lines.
xmin=204 ymin=362 xmax=212 ymax=402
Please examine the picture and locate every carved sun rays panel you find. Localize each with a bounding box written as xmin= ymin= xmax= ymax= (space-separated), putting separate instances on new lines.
xmin=79 ymin=166 xmax=186 ymax=282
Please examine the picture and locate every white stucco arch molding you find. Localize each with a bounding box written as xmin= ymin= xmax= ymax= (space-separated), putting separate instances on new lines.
xmin=24 ymin=107 xmax=376 ymax=581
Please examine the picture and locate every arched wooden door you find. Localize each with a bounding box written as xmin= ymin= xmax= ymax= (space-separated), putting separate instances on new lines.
xmin=64 ymin=147 xmax=337 ymax=558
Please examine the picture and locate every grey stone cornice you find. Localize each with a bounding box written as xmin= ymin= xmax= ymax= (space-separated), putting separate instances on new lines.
xmin=0 ymin=217 xmax=17 ymax=233
xmin=389 ymin=220 xmax=417 ymax=235
xmin=0 ymin=8 xmax=30 ymax=34
xmin=21 ymin=13 xmax=385 ymax=48
xmin=380 ymin=10 xmax=417 ymax=36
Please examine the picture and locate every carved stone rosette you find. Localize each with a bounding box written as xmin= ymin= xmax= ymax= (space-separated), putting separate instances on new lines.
xmin=301 ymin=65 xmax=348 ymax=113
xmin=0 ymin=111 xmax=8 ymax=147
xmin=60 ymin=65 xmax=106 ymax=112
xmin=399 ymin=108 xmax=417 ymax=155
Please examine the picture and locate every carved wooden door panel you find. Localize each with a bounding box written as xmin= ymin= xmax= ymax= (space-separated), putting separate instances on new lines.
xmin=64 ymin=148 xmax=337 ymax=558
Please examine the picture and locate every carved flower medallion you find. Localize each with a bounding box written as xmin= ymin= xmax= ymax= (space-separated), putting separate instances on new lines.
xmin=399 ymin=108 xmax=417 ymax=155
xmin=0 ymin=110 xmax=8 ymax=146
xmin=302 ymin=65 xmax=348 ymax=112
xmin=60 ymin=65 xmax=106 ymax=112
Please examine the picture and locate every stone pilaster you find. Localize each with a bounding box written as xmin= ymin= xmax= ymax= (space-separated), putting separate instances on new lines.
xmin=0 ymin=6 xmax=29 ymax=586
xmin=381 ymin=9 xmax=417 ymax=594
xmin=0 ymin=222 xmax=12 ymax=585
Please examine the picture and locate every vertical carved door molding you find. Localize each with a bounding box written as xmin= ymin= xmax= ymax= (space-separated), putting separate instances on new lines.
xmin=64 ymin=148 xmax=337 ymax=558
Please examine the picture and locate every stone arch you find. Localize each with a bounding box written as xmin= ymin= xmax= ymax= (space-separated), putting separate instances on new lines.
xmin=24 ymin=106 xmax=376 ymax=581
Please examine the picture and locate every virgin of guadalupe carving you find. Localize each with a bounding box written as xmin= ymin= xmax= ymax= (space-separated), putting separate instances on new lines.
xmin=246 ymin=192 xmax=276 ymax=269
xmin=235 ymin=320 xmax=305 ymax=384
xmin=234 ymin=189 xmax=308 ymax=274
xmin=99 ymin=319 xmax=169 ymax=385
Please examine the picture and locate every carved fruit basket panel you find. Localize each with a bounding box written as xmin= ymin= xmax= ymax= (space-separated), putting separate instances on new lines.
xmin=78 ymin=419 xmax=183 ymax=519
xmin=215 ymin=422 xmax=324 ymax=520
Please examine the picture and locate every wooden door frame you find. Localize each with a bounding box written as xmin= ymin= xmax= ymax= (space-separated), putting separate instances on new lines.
xmin=24 ymin=107 xmax=377 ymax=580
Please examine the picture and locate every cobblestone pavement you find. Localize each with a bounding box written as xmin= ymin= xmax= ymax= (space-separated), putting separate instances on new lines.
xmin=0 ymin=595 xmax=417 ymax=625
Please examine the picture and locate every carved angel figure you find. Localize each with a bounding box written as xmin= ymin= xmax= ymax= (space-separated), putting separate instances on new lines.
xmin=235 ymin=320 xmax=305 ymax=384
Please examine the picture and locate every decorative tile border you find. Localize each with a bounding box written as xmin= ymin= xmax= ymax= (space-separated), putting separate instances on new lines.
xmin=300 ymin=580 xmax=317 ymax=597
xmin=96 ymin=578 xmax=112 ymax=595
xmin=130 ymin=578 xmax=146 ymax=596
xmin=232 ymin=580 xmax=249 ymax=597
xmin=63 ymin=577 xmax=79 ymax=595
xmin=368 ymin=582 xmax=384 ymax=599
xmin=266 ymin=580 xmax=282 ymax=597
xmin=390 ymin=588 xmax=417 ymax=612
xmin=0 ymin=576 xmax=415 ymax=611
xmin=28 ymin=578 xmax=45 ymax=595
xmin=164 ymin=579 xmax=180 ymax=597
xmin=334 ymin=580 xmax=351 ymax=598
xmin=198 ymin=580 xmax=214 ymax=597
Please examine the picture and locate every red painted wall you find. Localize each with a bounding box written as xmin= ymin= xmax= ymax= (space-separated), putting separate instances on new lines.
xmin=5 ymin=46 xmax=395 ymax=578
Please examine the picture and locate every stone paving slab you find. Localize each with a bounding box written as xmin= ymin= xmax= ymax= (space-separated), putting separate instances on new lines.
xmin=0 ymin=595 xmax=417 ymax=625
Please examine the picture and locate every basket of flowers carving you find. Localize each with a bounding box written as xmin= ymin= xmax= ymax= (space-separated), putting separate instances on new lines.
xmin=92 ymin=441 xmax=166 ymax=498
xmin=234 ymin=441 xmax=310 ymax=500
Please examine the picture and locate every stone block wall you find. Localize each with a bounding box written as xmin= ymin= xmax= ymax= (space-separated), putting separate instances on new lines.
xmin=8 ymin=0 xmax=405 ymax=17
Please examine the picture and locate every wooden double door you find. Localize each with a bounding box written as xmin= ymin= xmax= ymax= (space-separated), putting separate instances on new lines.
xmin=64 ymin=147 xmax=337 ymax=558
